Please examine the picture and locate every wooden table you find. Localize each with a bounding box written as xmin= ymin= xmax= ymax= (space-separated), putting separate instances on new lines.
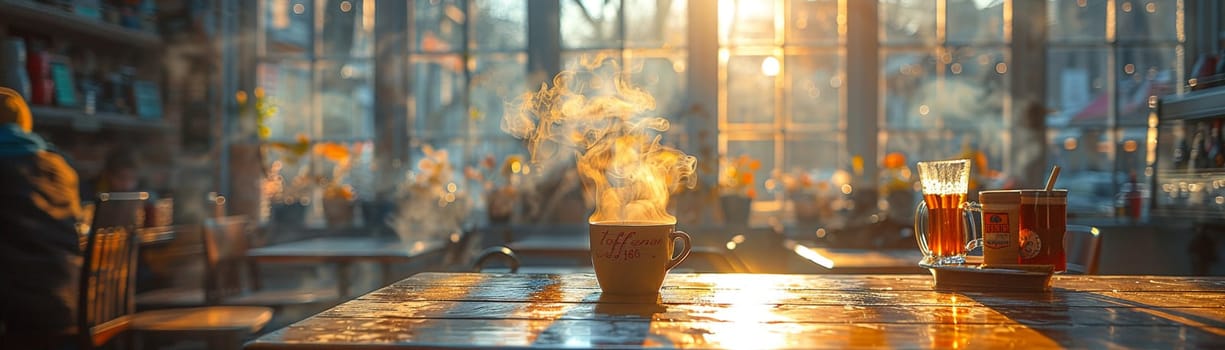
xmin=246 ymin=273 xmax=1225 ymax=349
xmin=786 ymin=239 xmax=927 ymax=274
xmin=246 ymin=237 xmax=448 ymax=297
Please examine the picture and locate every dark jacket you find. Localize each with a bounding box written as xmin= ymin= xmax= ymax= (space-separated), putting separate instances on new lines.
xmin=0 ymin=124 xmax=82 ymax=332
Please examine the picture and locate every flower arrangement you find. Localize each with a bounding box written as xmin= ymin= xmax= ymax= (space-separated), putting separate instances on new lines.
xmin=777 ymin=168 xmax=823 ymax=196
xmin=465 ymin=154 xmax=528 ymax=222
xmin=236 ymin=87 xmax=278 ymax=141
xmin=315 ymin=141 xmax=360 ymax=201
xmin=775 ymin=168 xmax=839 ymax=225
xmin=465 ymin=154 xmax=526 ymax=192
xmin=390 ymin=145 xmax=470 ymax=242
xmin=719 ymin=154 xmax=761 ymax=199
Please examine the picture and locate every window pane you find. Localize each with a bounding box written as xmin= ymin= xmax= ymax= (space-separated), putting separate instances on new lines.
xmin=1049 ymin=126 xmax=1116 ymax=217
xmin=1117 ymin=46 xmax=1179 ymax=126
xmin=625 ymin=0 xmax=687 ymax=48
xmin=561 ymin=51 xmax=623 ymax=79
xmin=473 ymin=0 xmax=528 ymax=51
xmin=1048 ymin=0 xmax=1107 ymax=43
xmin=719 ymin=0 xmax=776 ymax=46
xmin=787 ymin=53 xmax=842 ymax=127
xmin=318 ymin=60 xmax=373 ymax=139
xmin=1046 ymin=48 xmax=1109 ymax=128
xmin=471 ymin=54 xmax=527 ymax=135
xmin=881 ymin=50 xmax=938 ymax=130
xmin=727 ymin=139 xmax=777 ymax=201
xmin=321 ymin=0 xmax=373 ymax=57
xmin=879 ymin=0 xmax=937 ymax=45
xmin=786 ymin=0 xmax=840 ymax=45
xmin=884 ymin=130 xmax=1005 ymax=185
xmin=785 ymin=133 xmax=843 ymax=175
xmin=562 ymin=0 xmax=623 ymax=49
xmin=264 ymin=0 xmax=313 ymax=55
xmin=727 ymin=55 xmax=776 ymax=124
xmin=413 ymin=0 xmax=465 ymax=53
xmin=258 ymin=61 xmax=312 ymax=139
xmin=946 ymin=0 xmax=1005 ymax=44
xmin=1116 ymin=0 xmax=1179 ymax=41
xmin=630 ymin=55 xmax=687 ymax=121
xmin=411 ymin=55 xmax=467 ymax=136
xmin=945 ymin=47 xmax=1008 ymax=126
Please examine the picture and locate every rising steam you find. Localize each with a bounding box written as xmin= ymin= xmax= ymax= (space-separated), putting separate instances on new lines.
xmin=503 ymin=57 xmax=697 ymax=224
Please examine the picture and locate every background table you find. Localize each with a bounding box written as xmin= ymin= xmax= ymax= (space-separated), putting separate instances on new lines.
xmin=246 ymin=237 xmax=447 ymax=296
xmin=247 ymin=273 xmax=1225 ymax=349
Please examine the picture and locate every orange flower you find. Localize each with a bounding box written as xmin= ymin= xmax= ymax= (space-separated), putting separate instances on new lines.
xmin=315 ymin=143 xmax=351 ymax=164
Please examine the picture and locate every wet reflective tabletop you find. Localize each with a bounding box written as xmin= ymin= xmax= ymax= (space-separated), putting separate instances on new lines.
xmin=246 ymin=273 xmax=1225 ymax=349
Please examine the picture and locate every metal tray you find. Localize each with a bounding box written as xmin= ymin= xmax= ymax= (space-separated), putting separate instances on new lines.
xmin=920 ymin=263 xmax=1055 ymax=292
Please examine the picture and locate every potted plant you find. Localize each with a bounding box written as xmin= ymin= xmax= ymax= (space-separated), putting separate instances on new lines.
xmin=779 ymin=168 xmax=835 ymax=228
xmin=238 ymin=88 xmax=319 ymax=227
xmin=389 ymin=145 xmax=469 ymax=243
xmin=465 ymin=154 xmax=526 ymax=224
xmin=316 ymin=141 xmax=359 ymax=228
xmin=718 ymin=154 xmax=760 ymax=226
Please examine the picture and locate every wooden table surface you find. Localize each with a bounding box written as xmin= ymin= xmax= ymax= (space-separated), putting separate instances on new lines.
xmin=246 ymin=237 xmax=448 ymax=296
xmin=246 ymin=272 xmax=1225 ymax=349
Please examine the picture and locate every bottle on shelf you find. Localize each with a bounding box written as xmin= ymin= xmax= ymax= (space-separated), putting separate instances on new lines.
xmin=1212 ymin=119 xmax=1225 ymax=169
xmin=1188 ymin=122 xmax=1207 ymax=170
xmin=25 ymin=40 xmax=54 ymax=106
xmin=1173 ymin=134 xmax=1190 ymax=169
xmin=1 ymin=37 xmax=32 ymax=99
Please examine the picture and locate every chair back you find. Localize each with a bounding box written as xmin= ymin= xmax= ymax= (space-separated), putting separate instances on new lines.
xmin=78 ymin=192 xmax=147 ymax=348
xmin=202 ymin=215 xmax=253 ymax=303
xmin=1065 ymin=225 xmax=1103 ymax=274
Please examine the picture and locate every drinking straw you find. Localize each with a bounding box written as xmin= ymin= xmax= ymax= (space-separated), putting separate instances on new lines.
xmin=1044 ymin=165 xmax=1061 ymax=191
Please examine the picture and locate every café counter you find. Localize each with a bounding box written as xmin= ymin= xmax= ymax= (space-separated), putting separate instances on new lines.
xmin=246 ymin=272 xmax=1225 ymax=349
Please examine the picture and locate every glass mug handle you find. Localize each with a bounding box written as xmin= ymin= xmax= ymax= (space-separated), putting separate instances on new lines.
xmin=962 ymin=202 xmax=983 ymax=252
xmin=913 ymin=201 xmax=982 ymax=259
xmin=913 ymin=201 xmax=932 ymax=258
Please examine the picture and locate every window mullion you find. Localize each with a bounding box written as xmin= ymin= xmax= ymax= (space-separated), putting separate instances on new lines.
xmin=846 ymin=0 xmax=879 ymax=189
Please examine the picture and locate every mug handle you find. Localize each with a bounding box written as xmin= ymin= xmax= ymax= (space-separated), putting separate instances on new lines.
xmin=665 ymin=230 xmax=692 ymax=271
xmin=961 ymin=202 xmax=982 ymax=252
xmin=913 ymin=201 xmax=931 ymax=257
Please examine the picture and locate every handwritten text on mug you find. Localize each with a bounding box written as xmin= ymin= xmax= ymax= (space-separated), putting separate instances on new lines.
xmin=596 ymin=230 xmax=664 ymax=261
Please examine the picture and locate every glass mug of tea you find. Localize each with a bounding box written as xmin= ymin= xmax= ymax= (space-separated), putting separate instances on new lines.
xmin=913 ymin=159 xmax=979 ymax=265
xmin=1018 ymin=190 xmax=1068 ymax=272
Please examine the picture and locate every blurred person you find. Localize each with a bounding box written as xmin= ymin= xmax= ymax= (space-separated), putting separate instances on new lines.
xmin=81 ymin=147 xmax=142 ymax=201
xmin=0 ymin=87 xmax=83 ymax=345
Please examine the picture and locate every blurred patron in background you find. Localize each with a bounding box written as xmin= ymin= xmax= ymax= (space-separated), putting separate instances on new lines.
xmin=0 ymin=87 xmax=83 ymax=342
xmin=81 ymin=146 xmax=142 ymax=201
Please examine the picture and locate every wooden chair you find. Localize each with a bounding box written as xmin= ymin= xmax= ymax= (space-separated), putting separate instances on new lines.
xmin=137 ymin=215 xmax=338 ymax=309
xmin=1065 ymin=225 xmax=1103 ymax=274
xmin=81 ymin=193 xmax=273 ymax=349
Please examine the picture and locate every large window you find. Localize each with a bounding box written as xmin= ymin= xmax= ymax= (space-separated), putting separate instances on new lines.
xmin=1046 ymin=0 xmax=1182 ymax=217
xmin=245 ymin=0 xmax=1190 ymax=227
xmin=257 ymin=0 xmax=376 ymax=225
xmin=879 ymin=0 xmax=1010 ymax=194
xmin=408 ymin=0 xmax=528 ymax=207
xmin=719 ymin=0 xmax=846 ymax=216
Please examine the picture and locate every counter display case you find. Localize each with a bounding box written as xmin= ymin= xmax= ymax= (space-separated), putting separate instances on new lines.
xmin=1153 ymin=88 xmax=1225 ymax=222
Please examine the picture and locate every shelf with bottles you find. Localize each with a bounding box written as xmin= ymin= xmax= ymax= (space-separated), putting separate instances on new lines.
xmin=1153 ymin=88 xmax=1225 ymax=219
xmin=0 ymin=0 xmax=161 ymax=49
xmin=31 ymin=105 xmax=167 ymax=132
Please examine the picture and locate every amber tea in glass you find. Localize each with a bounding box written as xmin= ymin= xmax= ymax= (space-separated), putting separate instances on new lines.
xmin=1018 ymin=190 xmax=1068 ymax=272
xmin=914 ymin=159 xmax=977 ymax=265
